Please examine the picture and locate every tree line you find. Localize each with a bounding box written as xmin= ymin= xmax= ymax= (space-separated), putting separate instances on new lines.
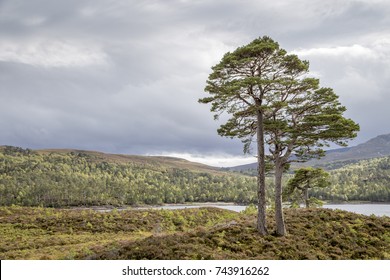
xmin=310 ymin=156 xmax=390 ymax=202
xmin=1 ymin=146 xmax=389 ymax=209
xmin=233 ymin=157 xmax=390 ymax=203
xmin=0 ymin=146 xmax=271 ymax=207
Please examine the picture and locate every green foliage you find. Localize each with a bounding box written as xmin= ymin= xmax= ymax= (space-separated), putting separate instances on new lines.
xmin=0 ymin=147 xmax=264 ymax=207
xmin=240 ymin=204 xmax=257 ymax=215
xmin=74 ymin=208 xmax=390 ymax=260
xmin=1 ymin=206 xmax=388 ymax=260
xmin=0 ymin=206 xmax=239 ymax=259
xmin=234 ymin=157 xmax=390 ymax=203
xmin=199 ymin=35 xmax=359 ymax=163
xmin=199 ymin=36 xmax=299 ymax=235
xmin=284 ymin=168 xmax=330 ymax=208
xmin=1 ymin=146 xmax=389 ymax=207
xmin=311 ymin=156 xmax=390 ymax=202
xmin=199 ymin=35 xmax=359 ymax=236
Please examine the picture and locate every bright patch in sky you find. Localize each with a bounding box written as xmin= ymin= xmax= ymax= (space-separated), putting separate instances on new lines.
xmin=149 ymin=153 xmax=256 ymax=168
xmin=0 ymin=40 xmax=108 ymax=68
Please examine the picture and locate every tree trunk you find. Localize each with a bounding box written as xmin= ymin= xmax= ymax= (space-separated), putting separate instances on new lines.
xmin=274 ymin=159 xmax=287 ymax=236
xmin=304 ymin=188 xmax=309 ymax=208
xmin=256 ymin=110 xmax=268 ymax=236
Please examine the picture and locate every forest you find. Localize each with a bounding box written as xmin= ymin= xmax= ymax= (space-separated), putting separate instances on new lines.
xmin=311 ymin=157 xmax=390 ymax=202
xmin=0 ymin=146 xmax=262 ymax=207
xmin=0 ymin=146 xmax=389 ymax=208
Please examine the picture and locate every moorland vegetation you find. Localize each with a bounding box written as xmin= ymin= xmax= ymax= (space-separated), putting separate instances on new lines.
xmin=0 ymin=206 xmax=388 ymax=260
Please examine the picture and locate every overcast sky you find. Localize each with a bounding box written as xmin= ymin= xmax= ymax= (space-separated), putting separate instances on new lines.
xmin=1 ymin=0 xmax=389 ymax=167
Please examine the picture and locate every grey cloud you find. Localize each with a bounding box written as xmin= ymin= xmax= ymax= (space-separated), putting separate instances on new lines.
xmin=0 ymin=0 xmax=389 ymax=163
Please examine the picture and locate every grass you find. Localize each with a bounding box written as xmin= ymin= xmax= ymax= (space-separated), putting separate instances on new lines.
xmin=0 ymin=206 xmax=388 ymax=260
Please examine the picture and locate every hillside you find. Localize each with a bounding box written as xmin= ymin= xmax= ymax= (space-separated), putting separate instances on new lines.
xmin=226 ymin=155 xmax=390 ymax=203
xmin=308 ymin=133 xmax=390 ymax=167
xmin=311 ymin=156 xmax=390 ymax=202
xmin=1 ymin=146 xmax=220 ymax=173
xmin=229 ymin=133 xmax=390 ymax=171
xmin=0 ymin=146 xmax=261 ymax=207
xmin=1 ymin=145 xmax=390 ymax=207
xmin=0 ymin=206 xmax=388 ymax=260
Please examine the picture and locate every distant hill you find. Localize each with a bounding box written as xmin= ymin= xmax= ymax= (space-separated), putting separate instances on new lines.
xmin=228 ymin=133 xmax=390 ymax=171
xmin=316 ymin=133 xmax=390 ymax=163
xmin=1 ymin=144 xmax=389 ymax=206
xmin=0 ymin=145 xmax=259 ymax=207
xmin=0 ymin=146 xmax=220 ymax=174
xmin=310 ymin=156 xmax=390 ymax=202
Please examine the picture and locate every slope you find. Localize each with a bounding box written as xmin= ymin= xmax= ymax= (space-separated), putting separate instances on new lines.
xmin=1 ymin=206 xmax=388 ymax=260
xmin=229 ymin=133 xmax=390 ymax=171
xmin=0 ymin=146 xmax=221 ymax=173
xmin=0 ymin=146 xmax=259 ymax=207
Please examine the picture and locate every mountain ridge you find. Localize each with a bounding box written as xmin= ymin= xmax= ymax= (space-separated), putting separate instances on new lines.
xmin=0 ymin=145 xmax=221 ymax=174
xmin=2 ymin=132 xmax=390 ymax=172
xmin=228 ymin=133 xmax=390 ymax=171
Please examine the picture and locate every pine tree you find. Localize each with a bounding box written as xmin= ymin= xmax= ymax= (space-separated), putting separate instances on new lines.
xmin=285 ymin=167 xmax=331 ymax=208
xmin=199 ymin=36 xmax=359 ymax=236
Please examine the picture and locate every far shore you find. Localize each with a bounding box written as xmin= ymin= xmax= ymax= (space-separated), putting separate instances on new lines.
xmin=58 ymin=201 xmax=390 ymax=213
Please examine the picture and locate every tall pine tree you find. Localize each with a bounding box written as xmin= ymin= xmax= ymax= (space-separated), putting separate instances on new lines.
xmin=200 ymin=36 xmax=359 ymax=236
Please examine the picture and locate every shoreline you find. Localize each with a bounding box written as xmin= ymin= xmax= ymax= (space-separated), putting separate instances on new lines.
xmin=59 ymin=202 xmax=390 ymax=217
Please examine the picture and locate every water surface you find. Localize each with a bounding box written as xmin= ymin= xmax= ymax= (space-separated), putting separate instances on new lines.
xmin=323 ymin=204 xmax=390 ymax=217
xmin=136 ymin=203 xmax=390 ymax=217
